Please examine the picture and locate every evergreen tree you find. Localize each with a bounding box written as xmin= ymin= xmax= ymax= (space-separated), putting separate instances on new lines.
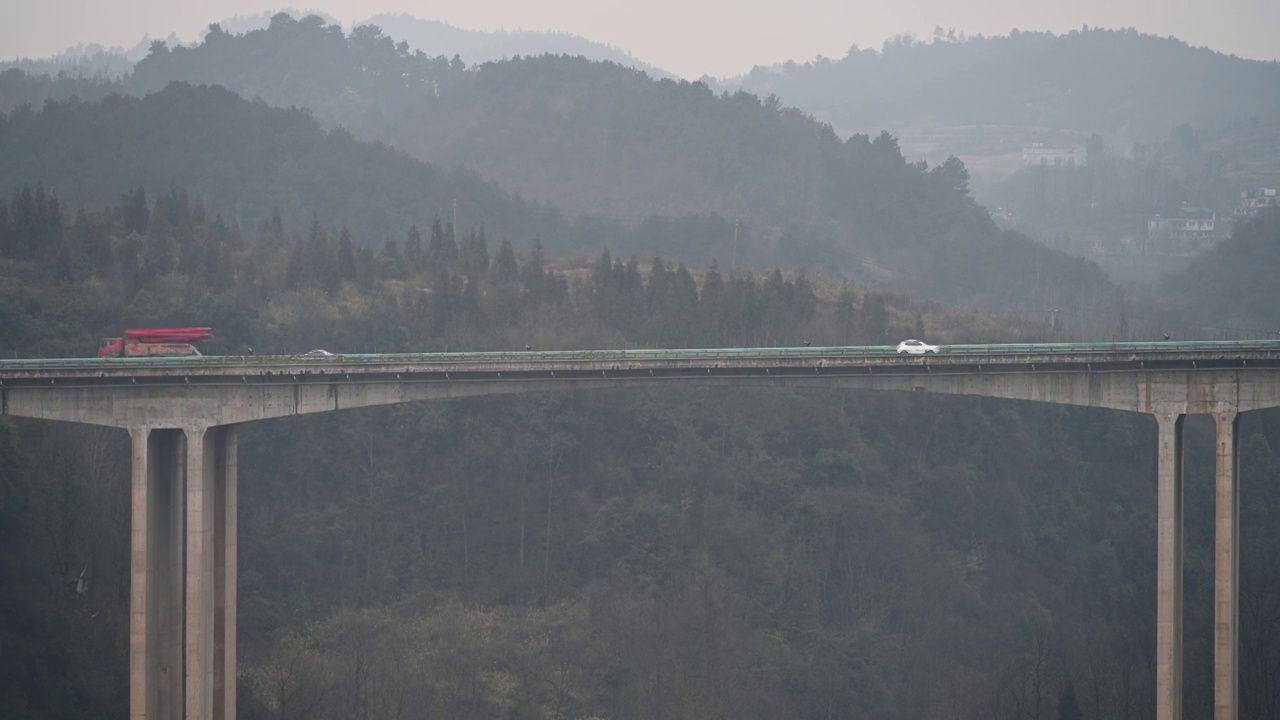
xmin=336 ymin=226 xmax=357 ymax=281
xmin=427 ymin=215 xmax=446 ymax=269
xmin=491 ymin=237 xmax=519 ymax=287
xmin=356 ymin=246 xmax=375 ymax=289
xmin=380 ymin=237 xmax=402 ymax=279
xmin=404 ymin=224 xmax=423 ymax=274
xmin=120 ymin=187 xmax=150 ymax=236
xmin=442 ymin=221 xmax=459 ymax=267
xmin=521 ymin=236 xmax=547 ymax=303
xmin=460 ymin=226 xmax=490 ymax=282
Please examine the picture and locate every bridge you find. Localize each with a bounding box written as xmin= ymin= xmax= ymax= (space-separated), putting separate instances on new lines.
xmin=5 ymin=339 xmax=1280 ymax=720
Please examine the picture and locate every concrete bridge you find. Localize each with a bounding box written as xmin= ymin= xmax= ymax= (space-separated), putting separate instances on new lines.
xmin=5 ymin=340 xmax=1280 ymax=720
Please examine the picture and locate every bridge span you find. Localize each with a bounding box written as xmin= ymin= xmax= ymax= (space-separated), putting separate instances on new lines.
xmin=5 ymin=340 xmax=1280 ymax=720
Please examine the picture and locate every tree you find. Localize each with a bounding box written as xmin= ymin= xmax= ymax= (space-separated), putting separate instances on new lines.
xmin=404 ymin=224 xmax=423 ymax=274
xmin=120 ymin=187 xmax=150 ymax=236
xmin=336 ymin=226 xmax=357 ymax=281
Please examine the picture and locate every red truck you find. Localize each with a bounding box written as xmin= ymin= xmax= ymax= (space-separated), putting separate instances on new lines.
xmin=98 ymin=328 xmax=215 ymax=358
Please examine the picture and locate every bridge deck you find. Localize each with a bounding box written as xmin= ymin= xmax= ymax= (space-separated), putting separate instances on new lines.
xmin=2 ymin=341 xmax=1280 ymax=389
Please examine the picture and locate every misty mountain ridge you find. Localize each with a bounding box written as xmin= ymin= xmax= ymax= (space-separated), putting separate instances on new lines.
xmin=361 ymin=13 xmax=674 ymax=78
xmin=109 ymin=15 xmax=1130 ymax=315
xmin=0 ymin=8 xmax=670 ymax=86
xmin=212 ymin=8 xmax=345 ymax=36
xmin=727 ymin=27 xmax=1280 ymax=138
xmin=0 ymin=34 xmax=173 ymax=80
xmin=1 ymin=71 xmax=1123 ymax=322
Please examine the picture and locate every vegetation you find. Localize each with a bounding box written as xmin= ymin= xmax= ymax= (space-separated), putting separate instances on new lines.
xmin=1158 ymin=210 xmax=1280 ymax=331
xmin=2 ymin=187 xmax=1280 ymax=718
xmin=731 ymin=27 xmax=1280 ymax=137
xmin=4 ymin=15 xmax=1280 ymax=720
xmin=2 ymin=60 xmax=1124 ymax=315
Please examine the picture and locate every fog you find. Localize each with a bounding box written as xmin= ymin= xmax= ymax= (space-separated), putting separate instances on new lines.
xmin=3 ymin=0 xmax=1278 ymax=78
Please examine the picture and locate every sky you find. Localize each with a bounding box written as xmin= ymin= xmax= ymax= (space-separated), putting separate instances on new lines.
xmin=2 ymin=0 xmax=1278 ymax=78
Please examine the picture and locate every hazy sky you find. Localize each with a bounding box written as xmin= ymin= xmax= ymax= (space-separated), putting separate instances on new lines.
xmin=2 ymin=0 xmax=1277 ymax=78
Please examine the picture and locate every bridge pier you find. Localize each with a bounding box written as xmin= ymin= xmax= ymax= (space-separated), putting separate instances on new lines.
xmin=130 ymin=425 xmax=237 ymax=720
xmin=1214 ymin=412 xmax=1239 ymax=720
xmin=1156 ymin=413 xmax=1185 ymax=720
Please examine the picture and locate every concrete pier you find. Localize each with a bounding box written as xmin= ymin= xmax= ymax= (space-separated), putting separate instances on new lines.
xmin=128 ymin=425 xmax=236 ymax=720
xmin=1214 ymin=412 xmax=1240 ymax=720
xmin=1156 ymin=413 xmax=1184 ymax=720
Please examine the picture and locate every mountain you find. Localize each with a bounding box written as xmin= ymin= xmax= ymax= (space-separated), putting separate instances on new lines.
xmin=362 ymin=13 xmax=674 ymax=78
xmin=718 ymin=28 xmax=1280 ymax=289
xmin=0 ymin=83 xmax=583 ymax=254
xmin=726 ymin=28 xmax=1280 ymax=141
xmin=116 ymin=15 xmax=1124 ymax=316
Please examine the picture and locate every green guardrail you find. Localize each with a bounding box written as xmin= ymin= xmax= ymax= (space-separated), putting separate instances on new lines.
xmin=5 ymin=340 xmax=1280 ymax=371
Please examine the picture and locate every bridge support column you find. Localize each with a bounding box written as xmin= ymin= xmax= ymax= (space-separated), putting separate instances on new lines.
xmin=1214 ymin=412 xmax=1239 ymax=720
xmin=129 ymin=425 xmax=237 ymax=720
xmin=1156 ymin=413 xmax=1184 ymax=720
xmin=130 ymin=428 xmax=186 ymax=720
xmin=185 ymin=426 xmax=238 ymax=720
xmin=214 ymin=427 xmax=237 ymax=720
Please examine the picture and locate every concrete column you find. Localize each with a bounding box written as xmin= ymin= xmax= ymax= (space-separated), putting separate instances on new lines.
xmin=1214 ymin=411 xmax=1240 ymax=720
xmin=1157 ymin=412 xmax=1182 ymax=717
xmin=1156 ymin=413 xmax=1184 ymax=720
xmin=130 ymin=427 xmax=185 ymax=720
xmin=212 ymin=427 xmax=237 ymax=720
xmin=185 ymin=427 xmax=216 ymax=720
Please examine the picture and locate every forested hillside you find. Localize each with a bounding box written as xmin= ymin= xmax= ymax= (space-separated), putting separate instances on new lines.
xmin=731 ymin=28 xmax=1280 ymax=137
xmin=0 ymin=83 xmax=597 ymax=260
xmin=1157 ymin=211 xmax=1280 ymax=330
xmin=4 ymin=185 xmax=1280 ymax=718
xmin=2 ymin=15 xmax=1129 ymax=316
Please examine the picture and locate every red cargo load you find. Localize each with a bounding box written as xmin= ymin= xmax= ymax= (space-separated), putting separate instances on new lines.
xmin=122 ymin=328 xmax=215 ymax=343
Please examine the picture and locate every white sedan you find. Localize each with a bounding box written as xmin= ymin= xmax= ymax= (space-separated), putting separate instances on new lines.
xmin=896 ymin=339 xmax=940 ymax=355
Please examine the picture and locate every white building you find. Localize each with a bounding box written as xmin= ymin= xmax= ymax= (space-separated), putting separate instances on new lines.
xmin=1148 ymin=206 xmax=1217 ymax=247
xmin=1234 ymin=188 xmax=1277 ymax=219
xmin=1022 ymin=144 xmax=1086 ymax=168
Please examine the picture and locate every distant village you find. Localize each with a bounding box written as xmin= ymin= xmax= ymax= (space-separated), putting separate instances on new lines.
xmin=1017 ymin=143 xmax=1276 ymax=255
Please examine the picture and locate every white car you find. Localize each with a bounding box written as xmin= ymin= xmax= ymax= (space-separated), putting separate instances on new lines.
xmin=896 ymin=339 xmax=940 ymax=355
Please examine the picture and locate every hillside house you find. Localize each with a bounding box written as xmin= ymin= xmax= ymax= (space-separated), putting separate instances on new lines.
xmin=1022 ymin=144 xmax=1086 ymax=167
xmin=1234 ymin=188 xmax=1277 ymax=219
xmin=1148 ymin=206 xmax=1217 ymax=248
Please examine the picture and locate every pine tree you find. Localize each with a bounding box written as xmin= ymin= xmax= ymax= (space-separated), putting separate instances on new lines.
xmin=427 ymin=215 xmax=446 ymax=269
xmin=442 ymin=222 xmax=459 ymax=267
xmin=491 ymin=238 xmax=519 ymax=287
xmin=460 ymin=226 xmax=490 ymax=282
xmin=120 ymin=187 xmax=150 ymax=236
xmin=380 ymin=238 xmax=402 ymax=279
xmin=521 ymin=236 xmax=547 ymax=303
xmin=336 ymin=226 xmax=357 ymax=281
xmin=404 ymin=224 xmax=423 ymax=274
